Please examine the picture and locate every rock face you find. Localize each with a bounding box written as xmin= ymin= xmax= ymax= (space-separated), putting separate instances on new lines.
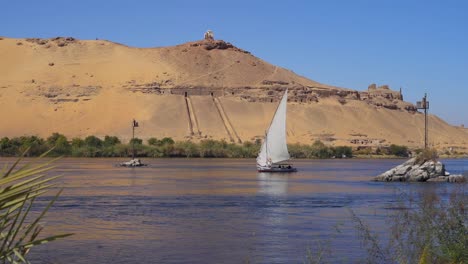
xmin=374 ymin=158 xmax=466 ymax=182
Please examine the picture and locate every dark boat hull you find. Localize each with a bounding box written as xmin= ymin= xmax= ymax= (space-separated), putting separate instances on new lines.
xmin=257 ymin=166 xmax=297 ymax=173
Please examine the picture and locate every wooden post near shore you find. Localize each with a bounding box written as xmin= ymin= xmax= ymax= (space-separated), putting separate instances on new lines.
xmin=132 ymin=119 xmax=139 ymax=159
xmin=417 ymin=94 xmax=429 ymax=149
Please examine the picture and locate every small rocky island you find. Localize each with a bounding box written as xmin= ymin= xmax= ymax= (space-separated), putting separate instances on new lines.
xmin=374 ymin=156 xmax=466 ymax=183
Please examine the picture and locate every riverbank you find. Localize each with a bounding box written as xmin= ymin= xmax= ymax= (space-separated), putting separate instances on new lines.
xmin=354 ymin=154 xmax=468 ymax=159
xmin=1 ymin=133 xmax=466 ymax=159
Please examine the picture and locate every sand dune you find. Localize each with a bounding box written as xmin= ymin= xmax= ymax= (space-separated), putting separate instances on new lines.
xmin=0 ymin=36 xmax=466 ymax=152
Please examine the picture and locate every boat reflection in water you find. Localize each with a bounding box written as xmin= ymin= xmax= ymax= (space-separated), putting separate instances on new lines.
xmin=257 ymin=173 xmax=289 ymax=196
xmin=255 ymin=172 xmax=293 ymax=263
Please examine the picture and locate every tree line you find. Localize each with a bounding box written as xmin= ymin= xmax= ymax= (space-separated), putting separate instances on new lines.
xmin=0 ymin=133 xmax=359 ymax=158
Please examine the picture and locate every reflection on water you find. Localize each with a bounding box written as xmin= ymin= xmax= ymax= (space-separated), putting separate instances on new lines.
xmin=257 ymin=173 xmax=289 ymax=196
xmin=0 ymin=158 xmax=464 ymax=263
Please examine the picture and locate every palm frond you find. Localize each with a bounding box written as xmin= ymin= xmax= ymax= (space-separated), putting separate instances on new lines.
xmin=0 ymin=150 xmax=73 ymax=262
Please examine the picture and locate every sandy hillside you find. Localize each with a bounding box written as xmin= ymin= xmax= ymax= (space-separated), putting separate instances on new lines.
xmin=0 ymin=36 xmax=466 ymax=152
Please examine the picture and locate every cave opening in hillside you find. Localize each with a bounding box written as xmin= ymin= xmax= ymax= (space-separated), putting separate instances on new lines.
xmin=184 ymin=92 xmax=188 ymax=97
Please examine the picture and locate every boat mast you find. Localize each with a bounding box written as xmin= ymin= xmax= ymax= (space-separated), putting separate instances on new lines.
xmin=265 ymin=131 xmax=268 ymax=165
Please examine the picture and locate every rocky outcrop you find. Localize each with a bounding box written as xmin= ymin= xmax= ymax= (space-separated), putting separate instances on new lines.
xmin=374 ymin=158 xmax=466 ymax=182
xmin=25 ymin=37 xmax=76 ymax=47
xmin=190 ymin=40 xmax=250 ymax=54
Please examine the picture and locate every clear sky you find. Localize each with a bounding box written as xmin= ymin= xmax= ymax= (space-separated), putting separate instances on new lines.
xmin=2 ymin=0 xmax=467 ymax=126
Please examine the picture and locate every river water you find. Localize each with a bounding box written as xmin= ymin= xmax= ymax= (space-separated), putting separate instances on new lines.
xmin=5 ymin=158 xmax=465 ymax=263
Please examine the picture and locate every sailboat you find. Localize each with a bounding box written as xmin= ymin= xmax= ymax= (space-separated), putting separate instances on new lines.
xmin=257 ymin=89 xmax=297 ymax=172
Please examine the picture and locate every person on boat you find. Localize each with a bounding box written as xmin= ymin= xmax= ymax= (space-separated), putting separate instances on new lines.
xmin=287 ymin=165 xmax=291 ymax=169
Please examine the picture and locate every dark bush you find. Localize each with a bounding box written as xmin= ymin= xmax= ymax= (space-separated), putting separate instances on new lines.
xmin=333 ymin=146 xmax=352 ymax=158
xmin=104 ymin=135 xmax=121 ymax=146
xmin=388 ymin=144 xmax=409 ymax=157
xmin=47 ymin=132 xmax=71 ymax=156
xmin=129 ymin=138 xmax=143 ymax=145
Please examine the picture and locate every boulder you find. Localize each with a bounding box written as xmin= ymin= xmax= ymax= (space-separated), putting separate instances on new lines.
xmin=427 ymin=176 xmax=448 ymax=182
xmin=394 ymin=164 xmax=412 ymax=175
xmin=448 ymin=175 xmax=466 ymax=183
xmin=373 ymin=158 xmax=464 ymax=183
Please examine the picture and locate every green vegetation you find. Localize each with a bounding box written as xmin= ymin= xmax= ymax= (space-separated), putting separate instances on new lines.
xmin=304 ymin=186 xmax=467 ymax=263
xmin=354 ymin=144 xmax=412 ymax=158
xmin=0 ymin=134 xmax=354 ymax=158
xmin=388 ymin=144 xmax=409 ymax=157
xmin=289 ymin=140 xmax=352 ymax=159
xmin=415 ymin=148 xmax=439 ymax=164
xmin=351 ymin=187 xmax=467 ymax=264
xmin=3 ymin=134 xmax=462 ymax=159
xmin=0 ymin=150 xmax=73 ymax=262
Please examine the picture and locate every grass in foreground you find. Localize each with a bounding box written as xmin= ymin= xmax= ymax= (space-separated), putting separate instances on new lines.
xmin=300 ymin=185 xmax=467 ymax=264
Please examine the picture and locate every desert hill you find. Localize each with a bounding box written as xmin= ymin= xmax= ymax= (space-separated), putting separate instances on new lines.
xmin=0 ymin=36 xmax=466 ymax=153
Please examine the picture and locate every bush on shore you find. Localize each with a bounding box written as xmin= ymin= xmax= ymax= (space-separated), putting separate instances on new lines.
xmin=388 ymin=144 xmax=410 ymax=157
xmin=415 ymin=148 xmax=439 ymax=164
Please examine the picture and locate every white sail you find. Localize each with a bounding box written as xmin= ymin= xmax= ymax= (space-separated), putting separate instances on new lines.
xmin=256 ymin=89 xmax=290 ymax=167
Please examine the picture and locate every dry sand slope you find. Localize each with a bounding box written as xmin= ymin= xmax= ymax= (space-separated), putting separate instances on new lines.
xmin=0 ymin=36 xmax=466 ymax=152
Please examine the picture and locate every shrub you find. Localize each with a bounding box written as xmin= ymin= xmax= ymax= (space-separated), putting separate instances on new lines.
xmin=333 ymin=146 xmax=352 ymax=158
xmin=415 ymin=148 xmax=439 ymax=164
xmin=103 ymin=135 xmax=121 ymax=147
xmin=160 ymin=137 xmax=175 ymax=145
xmin=350 ymin=187 xmax=467 ymax=264
xmin=15 ymin=136 xmax=48 ymax=156
xmin=288 ymin=143 xmax=307 ymax=158
xmin=0 ymin=137 xmax=17 ymax=156
xmin=71 ymin=138 xmax=85 ymax=149
xmin=171 ymin=141 xmax=200 ymax=157
xmin=113 ymin=143 xmax=130 ymax=157
xmin=355 ymin=147 xmax=372 ymax=156
xmin=388 ymin=144 xmax=409 ymax=157
xmin=129 ymin=138 xmax=143 ymax=145
xmin=47 ymin=132 xmax=71 ymax=156
xmin=84 ymin=135 xmax=103 ymax=148
xmin=241 ymin=141 xmax=260 ymax=158
xmin=147 ymin=137 xmax=159 ymax=146
xmin=199 ymin=140 xmax=228 ymax=157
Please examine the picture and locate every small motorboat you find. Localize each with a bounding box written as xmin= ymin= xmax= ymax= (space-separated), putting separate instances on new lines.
xmin=119 ymin=158 xmax=147 ymax=167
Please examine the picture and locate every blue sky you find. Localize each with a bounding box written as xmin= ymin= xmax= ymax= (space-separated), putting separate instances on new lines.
xmin=3 ymin=0 xmax=467 ymax=126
